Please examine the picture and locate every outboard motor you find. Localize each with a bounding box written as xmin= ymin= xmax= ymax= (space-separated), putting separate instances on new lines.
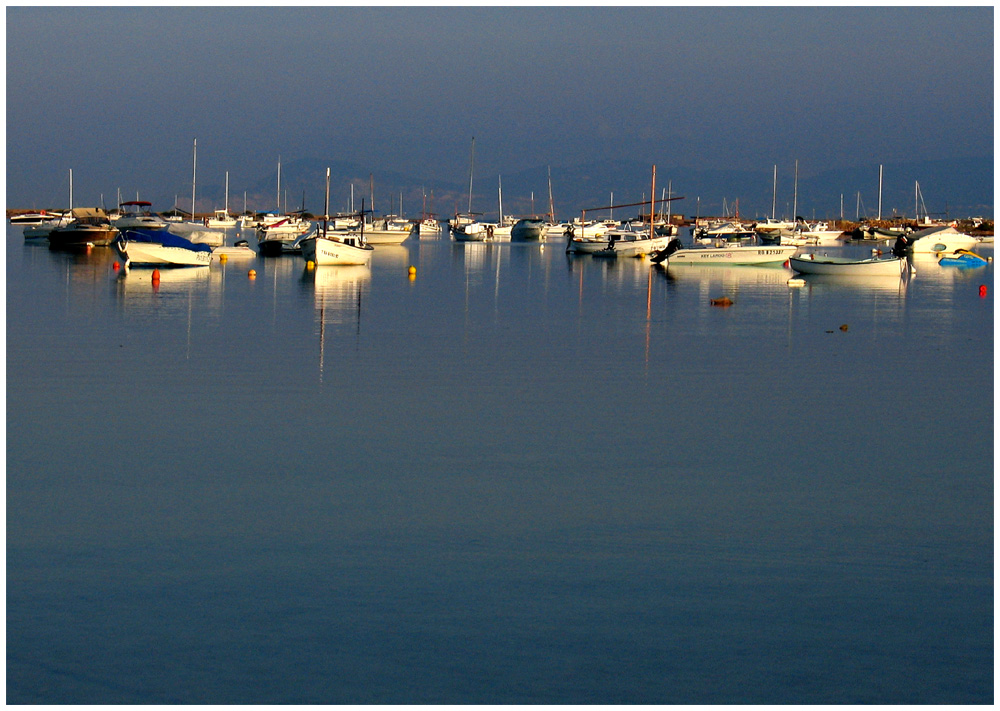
xmin=650 ymin=237 xmax=683 ymax=264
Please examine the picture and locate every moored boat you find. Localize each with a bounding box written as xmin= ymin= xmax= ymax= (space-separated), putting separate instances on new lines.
xmin=937 ymin=249 xmax=989 ymax=267
xmin=115 ymin=227 xmax=213 ymax=267
xmin=906 ymin=225 xmax=980 ymax=254
xmin=788 ymin=253 xmax=909 ymax=276
xmin=47 ymin=208 xmax=118 ymax=248
xmin=299 ymin=168 xmax=375 ymax=266
xmin=652 ymin=238 xmax=797 ymax=266
xmin=112 ymin=201 xmax=170 ymax=231
xmin=509 ymin=217 xmax=547 ymax=242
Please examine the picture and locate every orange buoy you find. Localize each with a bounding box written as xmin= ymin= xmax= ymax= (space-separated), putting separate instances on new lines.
xmin=979 ymin=285 xmax=987 ymax=298
xmin=248 ymin=269 xmax=257 ymax=279
xmin=151 ymin=269 xmax=160 ymax=282
xmin=112 ymin=261 xmax=120 ymax=271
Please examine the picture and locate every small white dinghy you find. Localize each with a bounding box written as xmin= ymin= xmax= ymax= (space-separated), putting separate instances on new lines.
xmin=788 ymin=253 xmax=909 ymax=276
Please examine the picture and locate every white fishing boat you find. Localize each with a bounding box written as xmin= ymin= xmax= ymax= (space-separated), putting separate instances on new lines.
xmin=788 ymin=253 xmax=909 ymax=276
xmin=114 ymin=227 xmax=213 ymax=267
xmin=299 ymin=168 xmax=375 ymax=266
xmin=301 ymin=231 xmax=373 ymax=265
xmin=653 ymin=238 xmax=797 ymax=266
xmin=905 ymin=225 xmax=980 ymax=254
xmin=418 ymin=218 xmax=442 ymax=237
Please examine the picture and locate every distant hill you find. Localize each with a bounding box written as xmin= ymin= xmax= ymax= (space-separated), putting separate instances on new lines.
xmin=194 ymin=155 xmax=993 ymax=222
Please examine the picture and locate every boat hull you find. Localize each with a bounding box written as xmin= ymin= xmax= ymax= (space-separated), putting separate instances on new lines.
xmin=358 ymin=228 xmax=413 ymax=245
xmin=592 ymin=235 xmax=671 ymax=258
xmin=788 ymin=255 xmax=906 ymax=276
xmin=115 ymin=232 xmax=212 ymax=267
xmin=510 ymin=219 xmax=547 ymax=242
xmin=47 ymin=227 xmax=118 ymax=248
xmin=667 ymin=245 xmax=798 ymax=265
xmin=301 ymin=236 xmax=374 ymax=266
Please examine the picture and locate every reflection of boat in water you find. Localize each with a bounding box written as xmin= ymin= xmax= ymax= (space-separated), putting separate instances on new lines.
xmin=308 ymin=263 xmax=372 ymax=382
xmin=789 ymin=253 xmax=908 ymax=276
xmin=790 ymin=272 xmax=912 ymax=296
xmin=654 ymin=262 xmax=795 ymax=289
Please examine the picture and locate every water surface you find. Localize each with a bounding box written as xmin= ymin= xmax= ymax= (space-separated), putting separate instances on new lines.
xmin=7 ymin=227 xmax=993 ymax=703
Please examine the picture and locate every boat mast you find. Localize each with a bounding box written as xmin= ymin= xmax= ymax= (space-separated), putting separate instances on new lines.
xmin=547 ymin=166 xmax=554 ymax=223
xmin=772 ymin=164 xmax=777 ymax=219
xmin=609 ymin=192 xmax=613 ymax=221
xmin=224 ymin=171 xmax=229 ymax=215
xmin=323 ymin=167 xmax=331 ymax=238
xmin=877 ymin=164 xmax=883 ymax=221
xmin=467 ymin=137 xmax=475 ymax=215
xmin=68 ymin=168 xmax=73 ymax=211
xmin=498 ymin=175 xmax=503 ymax=224
xmin=649 ymin=165 xmax=656 ymax=241
xmin=192 ymin=138 xmax=197 ymax=220
xmin=792 ymin=159 xmax=798 ymax=222
xmin=277 ymin=157 xmax=281 ymax=213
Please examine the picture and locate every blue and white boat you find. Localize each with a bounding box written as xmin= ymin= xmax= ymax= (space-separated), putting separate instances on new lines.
xmin=937 ymin=249 xmax=989 ymax=268
xmin=115 ymin=228 xmax=213 ymax=268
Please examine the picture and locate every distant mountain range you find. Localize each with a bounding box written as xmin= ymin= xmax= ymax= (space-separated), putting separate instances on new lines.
xmin=195 ymin=155 xmax=993 ymax=222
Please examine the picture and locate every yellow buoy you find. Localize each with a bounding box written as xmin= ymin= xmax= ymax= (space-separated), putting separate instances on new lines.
xmin=306 ymin=260 xmax=315 ymax=269
xmin=408 ymin=265 xmax=417 ymax=276
xmin=219 ymin=253 xmax=228 ymax=263
xmin=248 ymin=269 xmax=257 ymax=278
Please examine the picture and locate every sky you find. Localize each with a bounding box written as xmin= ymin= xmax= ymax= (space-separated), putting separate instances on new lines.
xmin=5 ymin=6 xmax=994 ymax=217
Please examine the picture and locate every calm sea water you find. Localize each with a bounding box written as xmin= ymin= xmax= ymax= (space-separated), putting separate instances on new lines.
xmin=6 ymin=225 xmax=993 ymax=703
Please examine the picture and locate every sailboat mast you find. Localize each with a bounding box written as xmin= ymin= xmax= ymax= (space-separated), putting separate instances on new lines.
xmin=649 ymin=165 xmax=656 ymax=241
xmin=69 ymin=168 xmax=73 ymax=211
xmin=277 ymin=157 xmax=281 ymax=213
xmin=877 ymin=164 xmax=883 ymax=221
xmin=467 ymin=137 xmax=475 ymax=215
xmin=498 ymin=175 xmax=503 ymax=224
xmin=772 ymin=164 xmax=777 ymax=219
xmin=792 ymin=159 xmax=798 ymax=222
xmin=324 ymin=167 xmax=331 ymax=237
xmin=192 ymin=138 xmax=197 ymax=220
xmin=224 ymin=171 xmax=229 ymax=214
xmin=547 ymin=166 xmax=554 ymax=223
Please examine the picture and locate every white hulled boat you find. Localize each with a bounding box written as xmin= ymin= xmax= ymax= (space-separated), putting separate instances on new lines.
xmin=115 ymin=227 xmax=213 ymax=267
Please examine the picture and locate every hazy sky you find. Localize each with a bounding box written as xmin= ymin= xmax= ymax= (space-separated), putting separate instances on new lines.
xmin=6 ymin=6 xmax=994 ymax=212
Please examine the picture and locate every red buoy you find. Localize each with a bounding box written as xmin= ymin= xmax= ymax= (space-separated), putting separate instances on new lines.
xmin=979 ymin=285 xmax=987 ymax=298
xmin=151 ymin=269 xmax=161 ymax=282
xmin=112 ymin=261 xmax=120 ymax=271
